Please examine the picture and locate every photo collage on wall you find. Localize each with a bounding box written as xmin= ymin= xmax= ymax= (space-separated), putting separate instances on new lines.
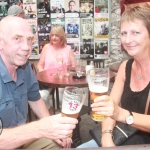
xmin=37 ymin=0 xmax=50 ymax=59
xmin=94 ymin=0 xmax=109 ymax=59
xmin=0 ymin=0 xmax=110 ymax=59
xmin=23 ymin=0 xmax=38 ymax=59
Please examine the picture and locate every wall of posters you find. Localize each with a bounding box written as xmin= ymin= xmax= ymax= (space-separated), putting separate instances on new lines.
xmin=1 ymin=0 xmax=111 ymax=60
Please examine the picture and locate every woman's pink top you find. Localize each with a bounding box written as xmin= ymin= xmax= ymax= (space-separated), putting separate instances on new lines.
xmin=43 ymin=44 xmax=71 ymax=70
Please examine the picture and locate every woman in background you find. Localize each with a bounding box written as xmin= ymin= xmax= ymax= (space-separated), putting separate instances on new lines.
xmin=37 ymin=25 xmax=76 ymax=112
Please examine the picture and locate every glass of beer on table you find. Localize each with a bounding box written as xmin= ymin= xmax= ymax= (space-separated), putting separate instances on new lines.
xmin=87 ymin=68 xmax=109 ymax=122
xmin=61 ymin=86 xmax=86 ymax=137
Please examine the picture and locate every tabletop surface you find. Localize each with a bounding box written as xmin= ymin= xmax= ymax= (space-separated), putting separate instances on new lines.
xmin=36 ymin=67 xmax=88 ymax=88
xmin=36 ymin=67 xmax=115 ymax=88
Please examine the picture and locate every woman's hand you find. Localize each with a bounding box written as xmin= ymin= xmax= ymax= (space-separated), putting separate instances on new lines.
xmin=91 ymin=95 xmax=120 ymax=120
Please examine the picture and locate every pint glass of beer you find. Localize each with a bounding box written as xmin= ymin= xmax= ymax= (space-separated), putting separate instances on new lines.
xmin=61 ymin=86 xmax=86 ymax=118
xmin=87 ymin=68 xmax=109 ymax=122
xmin=61 ymin=86 xmax=86 ymax=137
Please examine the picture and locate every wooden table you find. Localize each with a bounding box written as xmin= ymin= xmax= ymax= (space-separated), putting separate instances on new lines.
xmin=109 ymin=62 xmax=121 ymax=73
xmin=36 ymin=68 xmax=115 ymax=114
xmin=36 ymin=68 xmax=88 ymax=88
xmin=36 ymin=68 xmax=88 ymax=114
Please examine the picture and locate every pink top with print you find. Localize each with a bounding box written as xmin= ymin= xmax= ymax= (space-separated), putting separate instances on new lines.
xmin=43 ymin=44 xmax=71 ymax=70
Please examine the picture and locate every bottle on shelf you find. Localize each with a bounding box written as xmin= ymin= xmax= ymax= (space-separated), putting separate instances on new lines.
xmin=89 ymin=61 xmax=94 ymax=69
xmin=86 ymin=61 xmax=94 ymax=74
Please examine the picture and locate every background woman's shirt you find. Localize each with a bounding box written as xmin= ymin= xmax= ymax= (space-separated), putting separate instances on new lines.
xmin=44 ymin=44 xmax=71 ymax=70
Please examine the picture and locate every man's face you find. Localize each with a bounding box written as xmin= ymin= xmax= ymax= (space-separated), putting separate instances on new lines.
xmin=0 ymin=18 xmax=34 ymax=67
xmin=69 ymin=1 xmax=75 ymax=12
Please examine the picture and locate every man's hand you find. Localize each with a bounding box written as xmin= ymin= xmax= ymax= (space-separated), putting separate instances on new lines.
xmin=54 ymin=138 xmax=72 ymax=148
xmin=37 ymin=114 xmax=78 ymax=140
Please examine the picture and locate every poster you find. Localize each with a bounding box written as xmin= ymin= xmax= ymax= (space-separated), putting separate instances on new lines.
xmin=94 ymin=0 xmax=109 ymax=18
xmin=94 ymin=39 xmax=109 ymax=59
xmin=65 ymin=0 xmax=79 ymax=18
xmin=28 ymin=19 xmax=39 ymax=59
xmin=9 ymin=0 xmax=23 ymax=7
xmin=50 ymin=0 xmax=65 ymax=18
xmin=38 ymin=18 xmax=51 ymax=53
xmin=94 ymin=17 xmax=109 ymax=38
xmin=80 ymin=39 xmax=94 ymax=59
xmin=23 ymin=0 xmax=36 ymax=4
xmin=67 ymin=38 xmax=80 ymax=58
xmin=65 ymin=18 xmax=80 ymax=38
xmin=23 ymin=4 xmax=37 ymax=18
xmin=79 ymin=0 xmax=94 ymax=18
xmin=29 ymin=43 xmax=39 ymax=59
xmin=51 ymin=18 xmax=65 ymax=29
xmin=37 ymin=0 xmax=50 ymax=14
xmin=81 ymin=18 xmax=93 ymax=39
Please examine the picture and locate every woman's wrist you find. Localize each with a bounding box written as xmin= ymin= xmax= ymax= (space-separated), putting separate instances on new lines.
xmin=101 ymin=131 xmax=114 ymax=146
xmin=101 ymin=130 xmax=114 ymax=140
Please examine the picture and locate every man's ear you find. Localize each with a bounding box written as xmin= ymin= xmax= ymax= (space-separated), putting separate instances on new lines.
xmin=16 ymin=14 xmax=20 ymax=17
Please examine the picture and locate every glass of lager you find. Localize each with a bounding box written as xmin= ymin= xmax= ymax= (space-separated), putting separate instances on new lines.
xmin=61 ymin=87 xmax=86 ymax=137
xmin=87 ymin=68 xmax=109 ymax=122
xmin=75 ymin=59 xmax=82 ymax=77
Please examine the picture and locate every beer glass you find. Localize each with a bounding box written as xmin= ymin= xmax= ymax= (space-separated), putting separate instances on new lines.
xmin=75 ymin=59 xmax=82 ymax=77
xmin=61 ymin=86 xmax=86 ymax=137
xmin=56 ymin=54 xmax=63 ymax=76
xmin=87 ymin=68 xmax=109 ymax=122
xmin=65 ymin=58 xmax=70 ymax=76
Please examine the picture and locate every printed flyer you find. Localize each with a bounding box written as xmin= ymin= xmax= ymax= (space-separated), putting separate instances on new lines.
xmin=79 ymin=0 xmax=94 ymax=18
xmin=67 ymin=38 xmax=80 ymax=58
xmin=81 ymin=18 xmax=93 ymax=39
xmin=80 ymin=39 xmax=94 ymax=59
xmin=94 ymin=17 xmax=109 ymax=39
xmin=65 ymin=17 xmax=80 ymax=38
xmin=94 ymin=39 xmax=109 ymax=59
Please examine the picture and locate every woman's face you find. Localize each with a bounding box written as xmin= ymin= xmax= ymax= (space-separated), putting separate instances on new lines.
xmin=121 ymin=19 xmax=150 ymax=58
xmin=51 ymin=32 xmax=62 ymax=46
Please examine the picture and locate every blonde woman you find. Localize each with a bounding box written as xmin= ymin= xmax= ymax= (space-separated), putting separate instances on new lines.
xmin=78 ymin=5 xmax=150 ymax=148
xmin=37 ymin=25 xmax=76 ymax=113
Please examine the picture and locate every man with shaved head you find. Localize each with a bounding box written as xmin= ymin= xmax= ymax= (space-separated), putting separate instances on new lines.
xmin=0 ymin=16 xmax=77 ymax=149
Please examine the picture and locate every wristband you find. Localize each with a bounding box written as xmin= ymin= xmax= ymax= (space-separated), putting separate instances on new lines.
xmin=101 ymin=130 xmax=114 ymax=140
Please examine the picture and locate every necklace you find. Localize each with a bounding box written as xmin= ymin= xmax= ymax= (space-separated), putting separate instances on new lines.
xmin=136 ymin=74 xmax=143 ymax=80
xmin=135 ymin=61 xmax=143 ymax=80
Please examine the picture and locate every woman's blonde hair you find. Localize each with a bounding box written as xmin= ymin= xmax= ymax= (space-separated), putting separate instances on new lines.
xmin=49 ymin=25 xmax=67 ymax=47
xmin=121 ymin=6 xmax=150 ymax=35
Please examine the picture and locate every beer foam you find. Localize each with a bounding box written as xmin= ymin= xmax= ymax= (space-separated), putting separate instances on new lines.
xmin=90 ymin=86 xmax=108 ymax=93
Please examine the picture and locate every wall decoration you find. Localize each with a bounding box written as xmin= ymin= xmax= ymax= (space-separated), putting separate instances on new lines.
xmin=1 ymin=0 xmax=111 ymax=60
